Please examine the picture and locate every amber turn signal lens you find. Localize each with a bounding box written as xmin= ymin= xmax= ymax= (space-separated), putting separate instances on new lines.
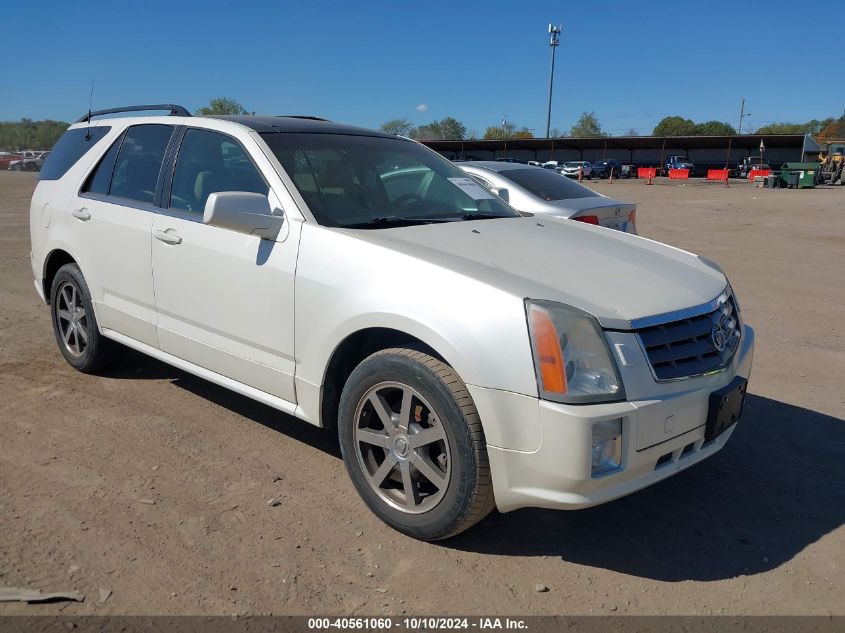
xmin=529 ymin=306 xmax=567 ymax=394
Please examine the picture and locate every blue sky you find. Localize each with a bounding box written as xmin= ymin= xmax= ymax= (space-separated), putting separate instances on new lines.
xmin=3 ymin=0 xmax=842 ymax=135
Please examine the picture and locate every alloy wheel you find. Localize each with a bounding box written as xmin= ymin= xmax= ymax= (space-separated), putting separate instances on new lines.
xmin=353 ymin=381 xmax=451 ymax=514
xmin=55 ymin=281 xmax=88 ymax=358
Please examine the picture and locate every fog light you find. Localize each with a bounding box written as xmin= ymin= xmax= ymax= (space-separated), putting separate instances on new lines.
xmin=591 ymin=419 xmax=622 ymax=476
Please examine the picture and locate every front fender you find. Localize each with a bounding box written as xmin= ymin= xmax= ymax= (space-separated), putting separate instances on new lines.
xmin=294 ymin=226 xmax=537 ymax=395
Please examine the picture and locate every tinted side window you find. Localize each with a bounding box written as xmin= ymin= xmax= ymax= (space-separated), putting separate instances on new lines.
xmin=170 ymin=129 xmax=268 ymax=213
xmin=109 ymin=125 xmax=174 ymax=204
xmin=38 ymin=126 xmax=111 ymax=181
xmin=81 ymin=134 xmax=123 ymax=195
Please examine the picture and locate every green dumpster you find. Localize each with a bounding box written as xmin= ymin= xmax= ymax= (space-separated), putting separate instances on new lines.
xmin=779 ymin=162 xmax=817 ymax=188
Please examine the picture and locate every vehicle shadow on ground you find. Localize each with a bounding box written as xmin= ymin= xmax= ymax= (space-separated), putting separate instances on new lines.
xmin=103 ymin=352 xmax=844 ymax=582
xmin=102 ymin=349 xmax=342 ymax=458
xmin=446 ymin=394 xmax=845 ymax=582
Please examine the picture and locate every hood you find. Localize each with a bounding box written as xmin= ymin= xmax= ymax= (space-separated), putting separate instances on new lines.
xmin=342 ymin=217 xmax=726 ymax=329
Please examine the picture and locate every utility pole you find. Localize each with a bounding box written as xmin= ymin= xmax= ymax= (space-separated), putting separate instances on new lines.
xmin=545 ymin=24 xmax=561 ymax=139
xmin=737 ymin=97 xmax=751 ymax=135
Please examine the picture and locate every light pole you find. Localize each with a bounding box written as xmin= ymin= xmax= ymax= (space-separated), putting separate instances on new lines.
xmin=545 ymin=24 xmax=561 ymax=139
xmin=737 ymin=97 xmax=751 ymax=135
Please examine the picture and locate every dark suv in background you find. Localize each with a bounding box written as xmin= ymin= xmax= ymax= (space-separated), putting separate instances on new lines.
xmin=590 ymin=159 xmax=623 ymax=179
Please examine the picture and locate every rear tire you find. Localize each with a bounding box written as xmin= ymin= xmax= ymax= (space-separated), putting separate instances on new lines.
xmin=50 ymin=263 xmax=119 ymax=373
xmin=338 ymin=347 xmax=495 ymax=540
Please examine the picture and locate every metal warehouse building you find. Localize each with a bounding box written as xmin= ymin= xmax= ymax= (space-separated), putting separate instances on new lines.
xmin=423 ymin=134 xmax=822 ymax=172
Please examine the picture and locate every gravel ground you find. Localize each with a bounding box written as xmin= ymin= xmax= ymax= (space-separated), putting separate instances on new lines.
xmin=1 ymin=171 xmax=843 ymax=616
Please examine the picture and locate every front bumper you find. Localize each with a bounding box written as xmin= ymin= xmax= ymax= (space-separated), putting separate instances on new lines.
xmin=481 ymin=325 xmax=754 ymax=512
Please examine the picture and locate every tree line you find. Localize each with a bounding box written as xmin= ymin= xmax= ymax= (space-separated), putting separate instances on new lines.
xmin=3 ymin=98 xmax=842 ymax=150
xmin=0 ymin=119 xmax=69 ymax=150
xmin=0 ymin=98 xmax=254 ymax=151
xmin=379 ymin=111 xmax=845 ymax=140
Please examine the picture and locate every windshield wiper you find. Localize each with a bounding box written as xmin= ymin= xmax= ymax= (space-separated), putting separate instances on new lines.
xmin=461 ymin=212 xmax=514 ymax=221
xmin=343 ymin=216 xmax=457 ymax=229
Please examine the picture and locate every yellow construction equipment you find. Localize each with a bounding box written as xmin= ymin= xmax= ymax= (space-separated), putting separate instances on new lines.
xmin=816 ymin=140 xmax=844 ymax=185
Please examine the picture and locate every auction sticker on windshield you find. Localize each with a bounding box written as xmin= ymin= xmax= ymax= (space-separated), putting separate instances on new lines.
xmin=447 ymin=177 xmax=496 ymax=199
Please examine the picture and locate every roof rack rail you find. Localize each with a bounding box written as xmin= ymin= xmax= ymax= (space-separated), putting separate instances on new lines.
xmin=76 ymin=104 xmax=191 ymax=123
xmin=275 ymin=115 xmax=330 ymax=121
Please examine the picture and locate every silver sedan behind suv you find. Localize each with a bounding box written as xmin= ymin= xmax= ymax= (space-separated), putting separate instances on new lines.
xmin=459 ymin=161 xmax=637 ymax=233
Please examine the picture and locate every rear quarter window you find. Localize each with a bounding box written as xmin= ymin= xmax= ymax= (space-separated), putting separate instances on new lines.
xmin=38 ymin=126 xmax=112 ymax=181
xmin=503 ymin=168 xmax=600 ymax=200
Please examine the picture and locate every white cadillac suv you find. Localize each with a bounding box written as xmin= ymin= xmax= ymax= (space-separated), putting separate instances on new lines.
xmin=29 ymin=105 xmax=754 ymax=540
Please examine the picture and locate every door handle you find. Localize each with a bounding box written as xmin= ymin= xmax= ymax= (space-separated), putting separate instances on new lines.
xmin=71 ymin=208 xmax=91 ymax=221
xmin=153 ymin=229 xmax=182 ymax=245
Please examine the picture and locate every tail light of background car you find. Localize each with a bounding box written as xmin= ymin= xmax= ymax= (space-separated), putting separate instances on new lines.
xmin=573 ymin=215 xmax=600 ymax=225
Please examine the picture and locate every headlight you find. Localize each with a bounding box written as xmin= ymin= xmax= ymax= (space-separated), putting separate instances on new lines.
xmin=525 ymin=300 xmax=625 ymax=404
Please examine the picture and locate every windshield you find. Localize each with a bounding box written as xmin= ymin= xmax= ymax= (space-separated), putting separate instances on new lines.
xmin=674 ymin=157 xmax=690 ymax=162
xmin=501 ymin=168 xmax=600 ymax=201
xmin=262 ymin=133 xmax=518 ymax=227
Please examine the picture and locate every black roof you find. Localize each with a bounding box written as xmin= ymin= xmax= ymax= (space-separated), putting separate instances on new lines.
xmin=422 ymin=133 xmax=817 ymax=153
xmin=209 ymin=115 xmax=395 ymax=138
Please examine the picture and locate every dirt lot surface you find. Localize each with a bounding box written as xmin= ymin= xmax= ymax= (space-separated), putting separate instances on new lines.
xmin=1 ymin=171 xmax=843 ymax=616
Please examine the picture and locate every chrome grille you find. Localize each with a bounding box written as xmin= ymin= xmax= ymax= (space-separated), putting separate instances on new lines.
xmin=636 ymin=294 xmax=741 ymax=381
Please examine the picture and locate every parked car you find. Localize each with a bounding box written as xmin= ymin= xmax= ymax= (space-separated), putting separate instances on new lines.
xmin=30 ymin=105 xmax=753 ymax=540
xmin=735 ymin=156 xmax=769 ymax=179
xmin=664 ymin=155 xmax=695 ymax=177
xmin=0 ymin=151 xmax=23 ymax=170
xmin=9 ymin=151 xmax=49 ymax=172
xmin=459 ymin=161 xmax=636 ymax=233
xmin=560 ymin=161 xmax=592 ymax=179
xmin=590 ymin=159 xmax=623 ymax=179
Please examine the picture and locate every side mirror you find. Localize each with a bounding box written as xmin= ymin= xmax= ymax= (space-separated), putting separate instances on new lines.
xmin=491 ymin=187 xmax=509 ymax=203
xmin=203 ymin=192 xmax=282 ymax=239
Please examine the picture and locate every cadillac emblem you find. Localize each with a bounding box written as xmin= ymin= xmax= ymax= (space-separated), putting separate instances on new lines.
xmin=711 ymin=322 xmax=727 ymax=352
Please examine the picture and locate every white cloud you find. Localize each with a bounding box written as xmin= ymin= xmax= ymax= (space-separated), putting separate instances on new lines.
xmin=416 ymin=104 xmax=428 ymax=112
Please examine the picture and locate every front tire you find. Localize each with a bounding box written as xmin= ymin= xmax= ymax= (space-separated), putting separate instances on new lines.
xmin=338 ymin=347 xmax=495 ymax=540
xmin=50 ymin=263 xmax=118 ymax=373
